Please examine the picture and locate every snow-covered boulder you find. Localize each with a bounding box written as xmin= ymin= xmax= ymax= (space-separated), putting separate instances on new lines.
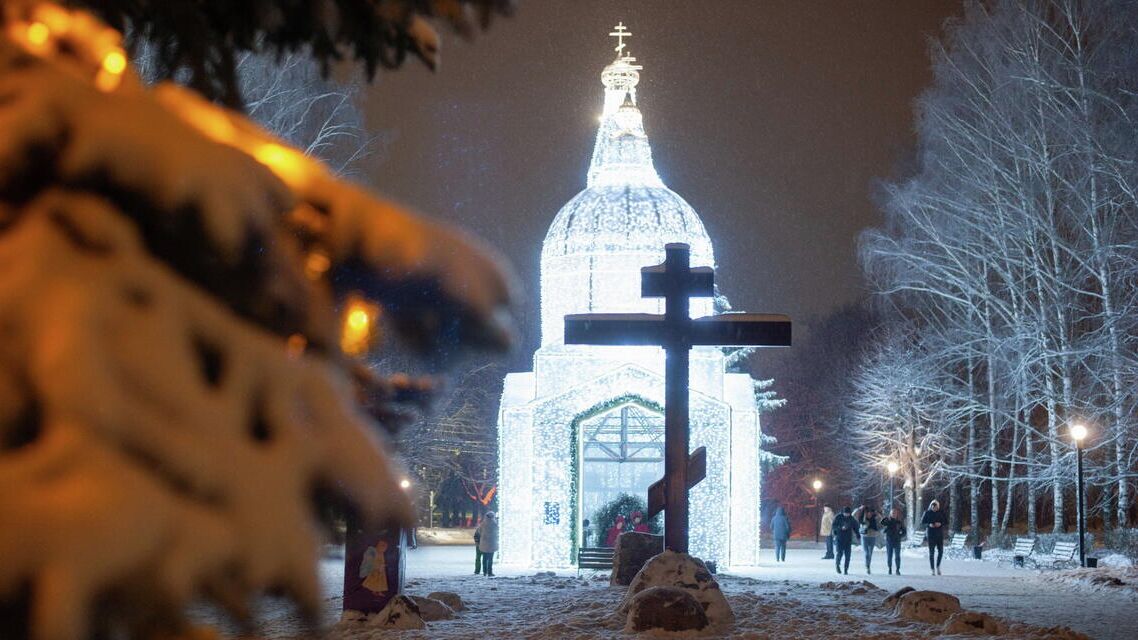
xmin=619 ymin=551 xmax=734 ymax=626
xmin=943 ymin=611 xmax=1008 ymax=635
xmin=427 ymin=591 xmax=465 ymax=611
xmin=350 ymin=594 xmax=426 ymax=630
xmin=409 ymin=595 xmax=456 ymax=621
xmin=893 ymin=590 xmax=962 ymax=624
xmin=625 ymin=586 xmax=709 ymax=633
xmin=882 ymin=586 xmax=915 ymax=609
xmin=611 ymin=532 xmax=664 ymax=586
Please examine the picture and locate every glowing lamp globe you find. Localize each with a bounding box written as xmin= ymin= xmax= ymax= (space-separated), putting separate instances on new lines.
xmin=812 ymin=479 xmax=823 ymax=492
xmin=1071 ymin=424 xmax=1088 ymax=443
xmin=887 ymin=461 xmax=899 ymax=475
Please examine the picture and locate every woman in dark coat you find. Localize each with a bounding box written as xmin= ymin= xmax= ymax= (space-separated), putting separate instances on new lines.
xmin=921 ymin=499 xmax=948 ymax=575
xmin=881 ymin=507 xmax=907 ymax=575
xmin=771 ymin=506 xmax=792 ymax=562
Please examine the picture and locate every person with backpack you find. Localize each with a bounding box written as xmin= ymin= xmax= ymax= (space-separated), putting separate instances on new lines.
xmin=881 ymin=507 xmax=907 ymax=575
xmin=921 ymin=500 xmax=948 ymax=575
xmin=831 ymin=506 xmax=859 ymax=575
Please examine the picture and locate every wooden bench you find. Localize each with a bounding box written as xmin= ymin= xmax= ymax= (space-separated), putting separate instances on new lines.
xmin=1004 ymin=536 xmax=1037 ymax=567
xmin=1038 ymin=540 xmax=1079 ymax=569
xmin=946 ymin=532 xmax=968 ymax=556
xmin=576 ymin=546 xmax=613 ymax=574
xmin=909 ymin=530 xmax=926 ymax=547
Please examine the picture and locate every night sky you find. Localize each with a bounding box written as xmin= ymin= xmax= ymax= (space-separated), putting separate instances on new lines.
xmin=361 ymin=1 xmax=959 ymax=360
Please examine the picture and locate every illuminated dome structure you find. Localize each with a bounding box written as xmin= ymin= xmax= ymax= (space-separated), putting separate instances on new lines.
xmin=498 ymin=25 xmax=768 ymax=569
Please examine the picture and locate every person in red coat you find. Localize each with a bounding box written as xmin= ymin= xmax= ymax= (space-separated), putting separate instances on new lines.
xmin=604 ymin=515 xmax=626 ymax=547
xmin=631 ymin=511 xmax=650 ymax=533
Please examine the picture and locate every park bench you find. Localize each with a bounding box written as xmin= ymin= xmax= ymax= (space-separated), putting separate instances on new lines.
xmin=946 ymin=532 xmax=969 ymax=557
xmin=1038 ymin=540 xmax=1079 ymax=569
xmin=1004 ymin=536 xmax=1037 ymax=567
xmin=909 ymin=530 xmax=926 ymax=547
xmin=576 ymin=546 xmax=613 ymax=575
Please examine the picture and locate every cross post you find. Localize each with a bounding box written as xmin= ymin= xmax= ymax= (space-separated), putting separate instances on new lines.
xmin=565 ymin=243 xmax=791 ymax=554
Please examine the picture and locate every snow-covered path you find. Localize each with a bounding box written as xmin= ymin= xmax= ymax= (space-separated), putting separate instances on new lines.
xmin=225 ymin=546 xmax=1135 ymax=639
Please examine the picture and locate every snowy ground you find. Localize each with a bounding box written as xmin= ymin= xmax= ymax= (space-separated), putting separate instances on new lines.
xmin=205 ymin=545 xmax=1138 ymax=639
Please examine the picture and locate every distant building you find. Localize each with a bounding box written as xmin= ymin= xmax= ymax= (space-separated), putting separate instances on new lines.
xmin=497 ymin=27 xmax=770 ymax=569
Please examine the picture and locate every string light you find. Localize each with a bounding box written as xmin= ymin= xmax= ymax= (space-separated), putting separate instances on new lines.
xmin=340 ymin=295 xmax=380 ymax=356
xmin=498 ymin=25 xmax=768 ymax=569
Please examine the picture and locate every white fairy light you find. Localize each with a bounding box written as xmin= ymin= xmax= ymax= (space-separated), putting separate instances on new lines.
xmin=498 ymin=25 xmax=769 ymax=569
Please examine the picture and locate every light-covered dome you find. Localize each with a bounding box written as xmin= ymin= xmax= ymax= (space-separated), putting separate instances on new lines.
xmin=539 ymin=53 xmax=715 ymax=344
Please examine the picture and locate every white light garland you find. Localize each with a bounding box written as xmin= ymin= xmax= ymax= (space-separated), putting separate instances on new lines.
xmin=498 ymin=30 xmax=768 ymax=569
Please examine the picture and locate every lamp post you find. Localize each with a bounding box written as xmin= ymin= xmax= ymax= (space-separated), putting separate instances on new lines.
xmin=1071 ymin=423 xmax=1088 ymax=568
xmin=887 ymin=461 xmax=899 ymax=510
xmin=812 ymin=478 xmax=823 ymax=543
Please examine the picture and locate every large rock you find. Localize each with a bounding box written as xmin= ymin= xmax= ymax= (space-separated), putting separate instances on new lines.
xmin=427 ymin=591 xmax=465 ymax=611
xmin=893 ymin=590 xmax=962 ymax=624
xmin=943 ymin=611 xmax=1008 ymax=635
xmin=369 ymin=594 xmax=426 ymax=629
xmin=409 ymin=595 xmax=455 ymax=621
xmin=618 ymin=550 xmax=734 ymax=626
xmin=611 ymin=532 xmax=664 ymax=586
xmin=882 ymin=586 xmax=915 ymax=609
xmin=625 ymin=586 xmax=709 ymax=632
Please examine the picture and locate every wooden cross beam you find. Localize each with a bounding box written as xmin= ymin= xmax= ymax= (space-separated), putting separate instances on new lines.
xmin=565 ymin=243 xmax=791 ymax=555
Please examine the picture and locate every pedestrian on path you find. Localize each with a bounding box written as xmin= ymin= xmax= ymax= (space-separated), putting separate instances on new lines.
xmin=473 ymin=522 xmax=482 ymax=574
xmin=475 ymin=511 xmax=499 ymax=576
xmin=921 ymin=500 xmax=948 ymax=575
xmin=831 ymin=506 xmax=859 ymax=575
xmin=771 ymin=506 xmax=791 ymax=562
xmin=820 ymin=505 xmax=835 ymax=559
xmin=855 ymin=505 xmax=881 ymax=574
xmin=881 ymin=507 xmax=907 ymax=575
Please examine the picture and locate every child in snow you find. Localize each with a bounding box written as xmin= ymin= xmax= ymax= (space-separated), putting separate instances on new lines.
xmin=881 ymin=507 xmax=907 ymax=575
xmin=771 ymin=506 xmax=791 ymax=562
xmin=921 ymin=499 xmax=948 ymax=575
xmin=831 ymin=506 xmax=860 ymax=575
xmin=475 ymin=511 xmax=499 ymax=576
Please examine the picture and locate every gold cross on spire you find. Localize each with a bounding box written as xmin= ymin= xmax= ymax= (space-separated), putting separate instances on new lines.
xmin=609 ymin=22 xmax=631 ymax=59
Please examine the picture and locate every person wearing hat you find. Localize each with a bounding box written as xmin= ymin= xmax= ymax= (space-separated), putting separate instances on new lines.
xmin=921 ymin=499 xmax=948 ymax=575
xmin=475 ymin=511 xmax=499 ymax=576
xmin=631 ymin=511 xmax=649 ymax=533
xmin=605 ymin=515 xmax=626 ymax=547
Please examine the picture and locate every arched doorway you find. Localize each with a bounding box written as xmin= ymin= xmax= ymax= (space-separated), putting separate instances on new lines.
xmin=572 ymin=397 xmax=664 ymax=558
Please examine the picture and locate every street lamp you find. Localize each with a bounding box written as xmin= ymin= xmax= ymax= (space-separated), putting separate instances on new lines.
xmin=887 ymin=461 xmax=900 ymax=509
xmin=1071 ymin=423 xmax=1088 ymax=567
xmin=811 ymin=478 xmax=823 ymax=543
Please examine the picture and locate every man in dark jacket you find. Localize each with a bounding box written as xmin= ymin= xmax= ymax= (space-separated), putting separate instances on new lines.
xmin=831 ymin=506 xmax=859 ymax=575
xmin=921 ymin=500 xmax=948 ymax=575
xmin=881 ymin=507 xmax=907 ymax=575
xmin=771 ymin=506 xmax=792 ymax=562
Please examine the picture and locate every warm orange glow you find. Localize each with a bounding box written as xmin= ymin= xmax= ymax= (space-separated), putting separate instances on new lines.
xmin=304 ymin=251 xmax=331 ymax=278
xmin=285 ymin=333 xmax=307 ymax=359
xmin=26 ymin=22 xmax=50 ymax=45
xmin=102 ymin=49 xmax=126 ymax=74
xmin=340 ymin=296 xmax=380 ymax=356
xmin=253 ymin=142 xmax=308 ymax=186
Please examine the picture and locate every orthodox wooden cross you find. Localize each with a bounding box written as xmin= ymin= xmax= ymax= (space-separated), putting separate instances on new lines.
xmin=565 ymin=243 xmax=791 ymax=554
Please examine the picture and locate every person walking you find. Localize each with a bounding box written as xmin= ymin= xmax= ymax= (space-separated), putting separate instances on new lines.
xmin=831 ymin=506 xmax=859 ymax=575
xmin=475 ymin=511 xmax=499 ymax=576
xmin=473 ymin=518 xmax=482 ymax=574
xmin=921 ymin=500 xmax=948 ymax=575
xmin=855 ymin=505 xmax=881 ymax=574
xmin=881 ymin=507 xmax=907 ymax=575
xmin=771 ymin=506 xmax=792 ymax=562
xmin=820 ymin=505 xmax=835 ymax=559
